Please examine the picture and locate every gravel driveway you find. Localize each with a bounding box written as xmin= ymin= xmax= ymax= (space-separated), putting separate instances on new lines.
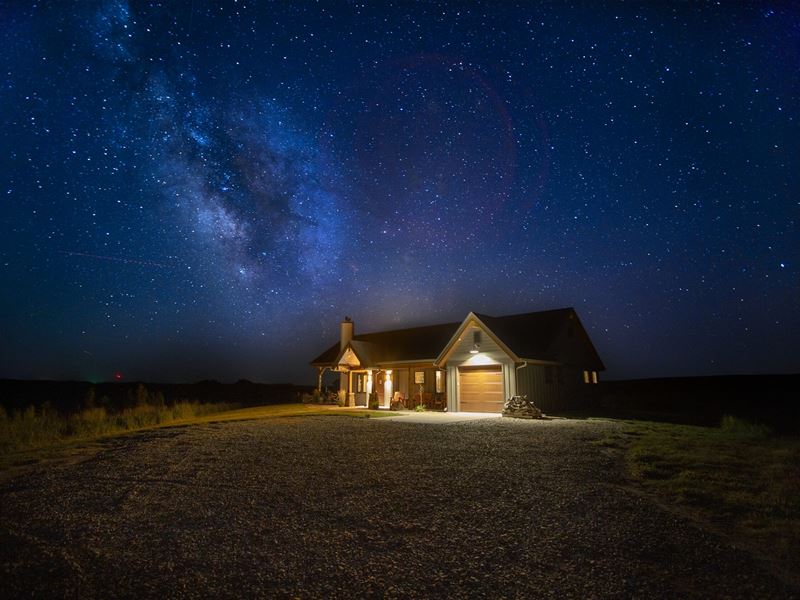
xmin=0 ymin=416 xmax=796 ymax=598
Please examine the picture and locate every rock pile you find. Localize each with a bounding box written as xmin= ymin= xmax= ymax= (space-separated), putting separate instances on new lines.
xmin=502 ymin=394 xmax=542 ymax=419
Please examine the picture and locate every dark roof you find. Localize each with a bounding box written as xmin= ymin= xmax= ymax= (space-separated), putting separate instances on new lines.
xmin=310 ymin=308 xmax=604 ymax=370
xmin=474 ymin=308 xmax=573 ymax=360
xmin=480 ymin=308 xmax=604 ymax=369
xmin=310 ymin=321 xmax=460 ymax=366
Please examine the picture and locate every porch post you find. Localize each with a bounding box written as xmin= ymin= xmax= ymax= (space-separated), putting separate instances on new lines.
xmin=384 ymin=370 xmax=393 ymax=409
xmin=317 ymin=366 xmax=327 ymax=392
xmin=348 ymin=370 xmax=354 ymax=407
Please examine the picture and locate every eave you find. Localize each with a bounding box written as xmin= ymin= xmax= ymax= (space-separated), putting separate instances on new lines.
xmin=434 ymin=312 xmax=521 ymax=366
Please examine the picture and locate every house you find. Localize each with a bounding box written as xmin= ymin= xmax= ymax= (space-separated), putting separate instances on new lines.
xmin=310 ymin=308 xmax=605 ymax=413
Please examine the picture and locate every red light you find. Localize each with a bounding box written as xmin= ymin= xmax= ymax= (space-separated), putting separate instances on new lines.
xmin=114 ymin=371 xmax=123 ymax=381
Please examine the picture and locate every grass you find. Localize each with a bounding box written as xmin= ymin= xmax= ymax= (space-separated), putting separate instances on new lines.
xmin=0 ymin=402 xmax=389 ymax=470
xmin=597 ymin=415 xmax=800 ymax=573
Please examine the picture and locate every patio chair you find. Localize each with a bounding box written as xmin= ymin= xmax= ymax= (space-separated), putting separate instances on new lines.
xmin=390 ymin=391 xmax=406 ymax=411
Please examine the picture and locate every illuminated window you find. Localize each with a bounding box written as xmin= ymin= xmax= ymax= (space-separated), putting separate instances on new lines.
xmin=435 ymin=370 xmax=444 ymax=393
xmin=592 ymin=371 xmax=598 ymax=384
xmin=583 ymin=370 xmax=590 ymax=384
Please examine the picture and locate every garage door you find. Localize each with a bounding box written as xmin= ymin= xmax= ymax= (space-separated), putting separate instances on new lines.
xmin=459 ymin=366 xmax=504 ymax=412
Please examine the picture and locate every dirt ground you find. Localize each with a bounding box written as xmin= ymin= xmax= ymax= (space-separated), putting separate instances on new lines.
xmin=1 ymin=416 xmax=796 ymax=598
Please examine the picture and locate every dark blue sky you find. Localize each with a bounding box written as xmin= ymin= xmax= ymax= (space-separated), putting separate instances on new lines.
xmin=1 ymin=1 xmax=798 ymax=384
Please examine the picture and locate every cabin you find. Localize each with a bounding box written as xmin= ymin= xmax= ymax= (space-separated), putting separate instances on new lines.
xmin=309 ymin=308 xmax=604 ymax=413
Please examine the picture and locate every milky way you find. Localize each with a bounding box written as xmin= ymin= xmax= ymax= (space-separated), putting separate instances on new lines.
xmin=1 ymin=2 xmax=797 ymax=383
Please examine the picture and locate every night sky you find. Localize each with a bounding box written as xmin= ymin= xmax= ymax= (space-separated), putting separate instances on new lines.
xmin=1 ymin=2 xmax=797 ymax=384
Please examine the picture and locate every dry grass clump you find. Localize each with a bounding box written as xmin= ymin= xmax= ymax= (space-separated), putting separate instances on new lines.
xmin=0 ymin=399 xmax=237 ymax=456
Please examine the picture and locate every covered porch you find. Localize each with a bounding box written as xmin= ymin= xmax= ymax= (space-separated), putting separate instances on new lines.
xmin=336 ymin=365 xmax=447 ymax=410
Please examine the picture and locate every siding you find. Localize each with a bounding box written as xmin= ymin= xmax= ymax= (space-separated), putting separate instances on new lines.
xmin=445 ymin=322 xmax=515 ymax=411
xmin=516 ymin=364 xmax=588 ymax=413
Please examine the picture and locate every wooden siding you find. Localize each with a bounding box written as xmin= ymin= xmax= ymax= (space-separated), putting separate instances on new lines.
xmin=445 ymin=323 xmax=515 ymax=412
xmin=516 ymin=364 xmax=586 ymax=413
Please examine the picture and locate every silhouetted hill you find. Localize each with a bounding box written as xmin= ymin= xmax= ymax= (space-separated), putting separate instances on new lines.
xmin=0 ymin=379 xmax=313 ymax=414
xmin=597 ymin=374 xmax=799 ymax=433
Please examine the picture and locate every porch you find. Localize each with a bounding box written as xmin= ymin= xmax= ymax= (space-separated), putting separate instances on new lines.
xmin=342 ymin=365 xmax=447 ymax=411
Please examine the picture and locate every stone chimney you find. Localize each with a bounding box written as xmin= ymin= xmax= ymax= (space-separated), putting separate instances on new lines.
xmin=340 ymin=316 xmax=354 ymax=349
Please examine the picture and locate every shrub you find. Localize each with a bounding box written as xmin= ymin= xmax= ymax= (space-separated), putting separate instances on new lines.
xmin=301 ymin=389 xmax=339 ymax=404
xmin=368 ymin=391 xmax=379 ymax=410
xmin=0 ymin=404 xmax=63 ymax=453
xmin=67 ymin=407 xmax=110 ymax=437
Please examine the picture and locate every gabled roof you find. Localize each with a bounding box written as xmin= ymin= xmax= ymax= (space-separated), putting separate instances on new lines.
xmin=437 ymin=307 xmax=604 ymax=370
xmin=310 ymin=308 xmax=604 ymax=370
xmin=333 ymin=340 xmax=382 ymax=367
xmin=310 ymin=321 xmax=460 ymax=366
xmin=475 ymin=308 xmax=576 ymax=360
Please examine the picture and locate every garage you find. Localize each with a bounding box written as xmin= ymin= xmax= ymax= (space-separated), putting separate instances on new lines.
xmin=458 ymin=366 xmax=504 ymax=412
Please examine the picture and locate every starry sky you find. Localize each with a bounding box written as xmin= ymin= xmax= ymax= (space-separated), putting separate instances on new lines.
xmin=1 ymin=1 xmax=798 ymax=384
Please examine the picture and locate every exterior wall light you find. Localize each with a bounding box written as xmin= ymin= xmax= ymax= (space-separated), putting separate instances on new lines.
xmin=469 ymin=330 xmax=481 ymax=354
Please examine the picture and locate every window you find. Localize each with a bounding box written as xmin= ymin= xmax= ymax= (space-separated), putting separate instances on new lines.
xmin=583 ymin=370 xmax=590 ymax=384
xmin=584 ymin=370 xmax=598 ymax=384
xmin=435 ymin=370 xmax=444 ymax=393
xmin=592 ymin=371 xmax=598 ymax=384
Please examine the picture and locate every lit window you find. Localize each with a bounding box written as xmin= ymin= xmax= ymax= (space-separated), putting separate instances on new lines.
xmin=583 ymin=370 xmax=590 ymax=384
xmin=435 ymin=370 xmax=444 ymax=393
xmin=592 ymin=371 xmax=598 ymax=384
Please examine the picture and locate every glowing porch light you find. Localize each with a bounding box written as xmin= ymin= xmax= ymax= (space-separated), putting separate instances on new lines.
xmin=469 ymin=330 xmax=481 ymax=354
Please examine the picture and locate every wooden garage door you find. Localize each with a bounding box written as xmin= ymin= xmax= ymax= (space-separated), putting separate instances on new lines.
xmin=459 ymin=366 xmax=504 ymax=412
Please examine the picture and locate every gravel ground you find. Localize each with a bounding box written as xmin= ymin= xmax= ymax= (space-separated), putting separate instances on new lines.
xmin=0 ymin=416 xmax=796 ymax=598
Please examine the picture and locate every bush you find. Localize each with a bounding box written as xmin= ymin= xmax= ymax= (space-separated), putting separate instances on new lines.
xmin=368 ymin=391 xmax=379 ymax=410
xmin=67 ymin=407 xmax=110 ymax=437
xmin=0 ymin=404 xmax=63 ymax=453
xmin=301 ymin=389 xmax=339 ymax=405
